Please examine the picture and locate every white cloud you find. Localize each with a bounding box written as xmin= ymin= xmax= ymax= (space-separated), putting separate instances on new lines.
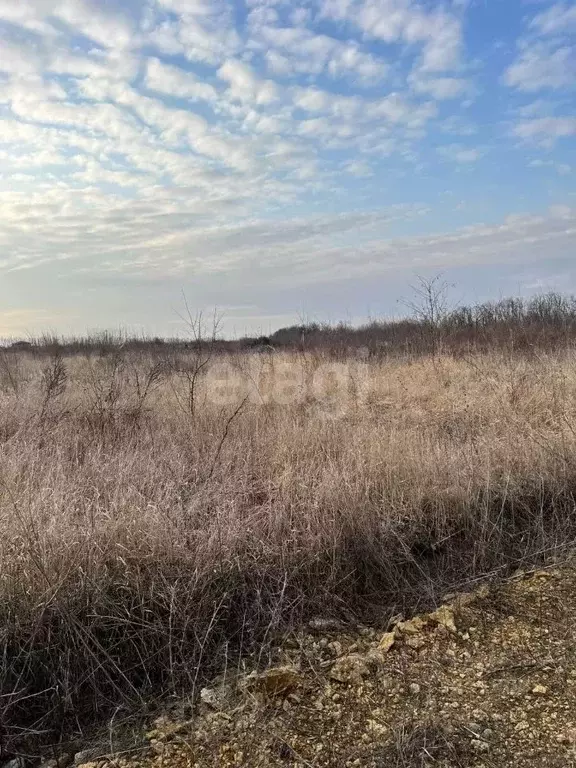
xmin=409 ymin=74 xmax=468 ymax=100
xmin=505 ymin=0 xmax=576 ymax=99
xmin=344 ymin=160 xmax=373 ymax=177
xmin=218 ymin=59 xmax=279 ymax=105
xmin=252 ymin=22 xmax=388 ymax=84
xmin=70 ymin=74 xmax=260 ymax=171
xmin=514 ymin=117 xmax=576 ymax=145
xmin=144 ymin=58 xmax=218 ymax=103
xmin=0 ymin=0 xmax=58 ymax=35
xmin=6 ymin=173 xmax=573 ymax=297
xmin=365 ymin=94 xmax=437 ymax=126
xmin=504 ymin=42 xmax=575 ymax=92
xmin=326 ymin=43 xmax=388 ymax=83
xmin=264 ymin=50 xmax=293 ymax=76
xmin=119 ymin=92 xmax=209 ymax=145
xmin=0 ymin=39 xmax=45 ymax=76
xmin=0 ymin=203 xmax=423 ymax=280
xmin=290 ymin=7 xmax=311 ymax=27
xmin=14 ymin=203 xmax=570 ymax=291
xmin=321 ymin=0 xmax=464 ymax=73
xmin=0 ymin=0 xmax=464 ymax=197
xmin=437 ymin=144 xmax=483 ymax=164
xmin=516 ymin=99 xmax=558 ymax=119
xmin=292 ymin=86 xmax=334 ymax=113
xmin=47 ymin=50 xmax=139 ymax=82
xmin=0 ymin=76 xmax=67 ymax=112
xmin=298 ymin=117 xmax=342 ymax=138
xmin=147 ymin=1 xmax=240 ymax=65
xmin=154 ymin=0 xmax=216 ymax=11
xmin=440 ymin=115 xmax=477 ymax=135
xmin=54 ymin=0 xmax=138 ymax=50
xmin=415 ymin=11 xmax=463 ymax=73
xmin=246 ymin=114 xmax=287 ymax=134
xmin=529 ymin=159 xmax=572 ymax=175
xmin=530 ymin=3 xmax=576 ymax=35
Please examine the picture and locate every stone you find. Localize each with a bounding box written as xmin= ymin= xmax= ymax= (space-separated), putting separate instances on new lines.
xmin=429 ymin=604 xmax=457 ymax=633
xmin=245 ymin=666 xmax=301 ymax=697
xmin=149 ymin=741 xmax=165 ymax=756
xmin=532 ymin=684 xmax=548 ymax=695
xmin=533 ymin=570 xmax=552 ymax=579
xmin=200 ymin=685 xmax=233 ymax=710
xmin=396 ymin=616 xmax=428 ymax=635
xmin=146 ymin=718 xmax=188 ymax=741
xmin=409 ymin=683 xmax=421 ymax=694
xmin=404 ymin=635 xmax=426 ymax=650
xmin=329 ymin=654 xmax=371 ymax=684
xmin=471 ymin=739 xmax=490 ymax=752
xmin=328 ymin=640 xmax=343 ymax=657
xmin=41 ymin=757 xmax=71 ymax=768
xmin=74 ymin=751 xmax=101 ymax=766
xmin=378 ymin=632 xmax=396 ymax=653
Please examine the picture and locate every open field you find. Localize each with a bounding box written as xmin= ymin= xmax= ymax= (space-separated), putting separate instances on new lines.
xmin=2 ymin=337 xmax=576 ymax=752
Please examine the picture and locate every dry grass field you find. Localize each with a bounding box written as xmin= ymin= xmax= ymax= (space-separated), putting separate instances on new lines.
xmin=2 ymin=338 xmax=576 ymax=750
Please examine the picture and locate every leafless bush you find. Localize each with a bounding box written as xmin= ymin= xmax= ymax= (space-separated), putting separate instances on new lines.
xmin=170 ymin=304 xmax=222 ymax=420
xmin=39 ymin=348 xmax=67 ymax=423
xmin=400 ymin=274 xmax=453 ymax=356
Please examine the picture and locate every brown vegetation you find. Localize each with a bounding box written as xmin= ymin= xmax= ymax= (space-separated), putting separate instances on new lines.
xmin=2 ymin=294 xmax=576 ymax=755
xmin=6 ymin=290 xmax=576 ymax=359
xmin=111 ymin=566 xmax=576 ymax=767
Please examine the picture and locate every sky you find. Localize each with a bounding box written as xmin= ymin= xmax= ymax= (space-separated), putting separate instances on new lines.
xmin=0 ymin=0 xmax=575 ymax=338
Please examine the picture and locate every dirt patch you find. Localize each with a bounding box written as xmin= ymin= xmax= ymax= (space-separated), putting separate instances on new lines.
xmin=64 ymin=565 xmax=576 ymax=767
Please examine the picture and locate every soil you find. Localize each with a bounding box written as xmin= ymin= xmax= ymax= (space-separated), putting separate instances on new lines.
xmin=69 ymin=564 xmax=576 ymax=767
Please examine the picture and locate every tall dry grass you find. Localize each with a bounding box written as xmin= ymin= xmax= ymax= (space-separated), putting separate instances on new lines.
xmin=1 ymin=345 xmax=576 ymax=750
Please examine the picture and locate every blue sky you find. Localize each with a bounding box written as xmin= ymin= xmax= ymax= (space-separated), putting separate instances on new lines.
xmin=0 ymin=0 xmax=575 ymax=337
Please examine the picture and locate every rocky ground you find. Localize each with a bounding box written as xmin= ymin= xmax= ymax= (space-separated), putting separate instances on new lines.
xmin=28 ymin=565 xmax=576 ymax=767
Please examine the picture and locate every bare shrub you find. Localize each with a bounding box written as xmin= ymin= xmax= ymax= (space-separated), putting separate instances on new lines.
xmin=39 ymin=348 xmax=67 ymax=423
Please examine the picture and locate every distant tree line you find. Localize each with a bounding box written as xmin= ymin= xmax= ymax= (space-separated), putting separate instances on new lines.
xmin=257 ymin=291 xmax=576 ymax=358
xmin=5 ymin=290 xmax=576 ymax=358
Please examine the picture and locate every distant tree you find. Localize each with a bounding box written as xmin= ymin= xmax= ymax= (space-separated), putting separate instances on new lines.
xmin=400 ymin=274 xmax=453 ymax=355
xmin=250 ymin=336 xmax=271 ymax=348
xmin=10 ymin=340 xmax=33 ymax=350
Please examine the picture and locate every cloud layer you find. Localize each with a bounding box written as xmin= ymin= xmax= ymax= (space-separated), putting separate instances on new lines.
xmin=0 ymin=0 xmax=574 ymax=334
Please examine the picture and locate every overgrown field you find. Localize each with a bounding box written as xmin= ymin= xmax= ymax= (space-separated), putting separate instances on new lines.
xmin=2 ymin=343 xmax=576 ymax=749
